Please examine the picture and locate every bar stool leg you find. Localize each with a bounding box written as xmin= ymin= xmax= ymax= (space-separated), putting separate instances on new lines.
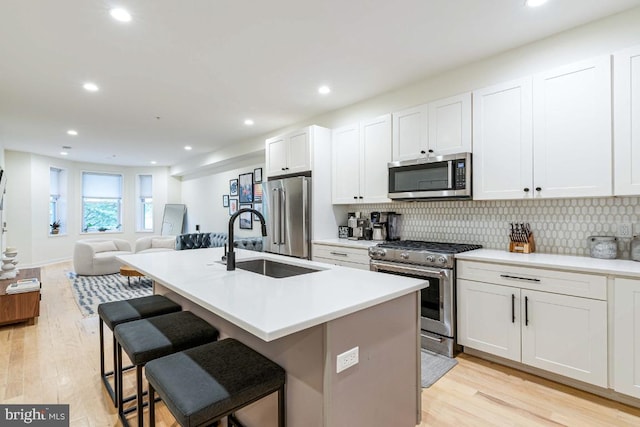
xmin=148 ymin=384 xmax=155 ymax=427
xmin=278 ymin=385 xmax=285 ymax=427
xmin=136 ymin=365 xmax=144 ymax=427
xmin=99 ymin=320 xmax=105 ymax=377
xmin=117 ymin=343 xmax=124 ymax=419
xmin=113 ymin=335 xmax=119 ymax=407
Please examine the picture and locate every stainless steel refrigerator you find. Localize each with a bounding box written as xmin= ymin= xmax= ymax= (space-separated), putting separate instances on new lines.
xmin=264 ymin=175 xmax=311 ymax=259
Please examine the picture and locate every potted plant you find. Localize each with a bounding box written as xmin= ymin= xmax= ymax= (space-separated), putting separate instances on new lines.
xmin=50 ymin=220 xmax=61 ymax=234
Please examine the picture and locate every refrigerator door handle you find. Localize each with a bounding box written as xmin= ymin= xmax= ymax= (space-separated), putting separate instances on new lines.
xmin=280 ymin=188 xmax=286 ymax=245
xmin=272 ymin=188 xmax=280 ymax=245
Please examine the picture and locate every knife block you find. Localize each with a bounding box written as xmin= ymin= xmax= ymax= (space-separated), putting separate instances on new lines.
xmin=509 ymin=233 xmax=535 ymax=254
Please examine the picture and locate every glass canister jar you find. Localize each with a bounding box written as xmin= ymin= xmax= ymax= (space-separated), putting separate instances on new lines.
xmin=631 ymin=236 xmax=640 ymax=262
xmin=588 ymin=236 xmax=618 ymax=259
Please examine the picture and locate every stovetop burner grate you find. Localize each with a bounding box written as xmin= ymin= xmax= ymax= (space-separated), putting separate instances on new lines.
xmin=377 ymin=240 xmax=482 ymax=254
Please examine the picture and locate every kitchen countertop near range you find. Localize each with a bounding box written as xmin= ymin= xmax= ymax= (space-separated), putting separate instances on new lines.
xmin=457 ymin=249 xmax=640 ymax=278
xmin=312 ymin=238 xmax=381 ymax=249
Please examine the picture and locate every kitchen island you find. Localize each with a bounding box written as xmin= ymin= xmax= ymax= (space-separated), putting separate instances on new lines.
xmin=118 ymin=247 xmax=427 ymax=427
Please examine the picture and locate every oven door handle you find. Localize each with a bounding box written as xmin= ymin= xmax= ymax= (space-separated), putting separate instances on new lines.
xmin=370 ymin=261 xmax=448 ymax=279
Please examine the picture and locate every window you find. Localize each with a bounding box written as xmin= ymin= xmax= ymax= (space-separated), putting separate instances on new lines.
xmin=137 ymin=174 xmax=153 ymax=232
xmin=82 ymin=172 xmax=123 ymax=232
xmin=50 ymin=167 xmax=67 ymax=234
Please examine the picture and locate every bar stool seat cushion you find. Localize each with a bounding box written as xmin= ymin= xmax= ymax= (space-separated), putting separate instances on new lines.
xmin=114 ymin=311 xmax=219 ymax=365
xmin=146 ymin=338 xmax=285 ymax=427
xmin=98 ymin=295 xmax=181 ymax=331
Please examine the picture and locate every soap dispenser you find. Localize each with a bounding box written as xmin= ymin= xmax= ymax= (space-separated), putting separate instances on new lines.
xmin=631 ymin=235 xmax=640 ymax=262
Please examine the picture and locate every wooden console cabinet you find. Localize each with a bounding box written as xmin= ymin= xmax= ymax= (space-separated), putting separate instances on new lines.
xmin=0 ymin=268 xmax=41 ymax=326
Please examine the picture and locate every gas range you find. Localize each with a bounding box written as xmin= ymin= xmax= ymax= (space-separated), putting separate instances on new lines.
xmin=368 ymin=240 xmax=482 ymax=269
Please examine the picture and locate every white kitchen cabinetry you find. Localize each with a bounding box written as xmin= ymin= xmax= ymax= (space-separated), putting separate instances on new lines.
xmin=614 ymin=44 xmax=640 ymax=196
xmin=391 ymin=93 xmax=471 ymax=161
xmin=457 ymin=260 xmax=608 ymax=387
xmin=614 ymin=278 xmax=640 ymax=399
xmin=265 ymin=128 xmax=311 ymax=177
xmin=532 ymin=55 xmax=612 ymax=198
xmin=312 ymin=243 xmax=371 ymax=270
xmin=428 ymin=93 xmax=472 ymax=155
xmin=473 ymin=56 xmax=612 ymax=200
xmin=472 ymin=78 xmax=534 ymax=200
xmin=332 ymin=114 xmax=391 ymax=204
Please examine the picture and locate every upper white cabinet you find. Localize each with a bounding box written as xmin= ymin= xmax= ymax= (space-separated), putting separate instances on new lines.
xmin=265 ymin=128 xmax=312 ymax=177
xmin=532 ymin=56 xmax=612 ymax=198
xmin=614 ymin=277 xmax=640 ymax=399
xmin=473 ymin=56 xmax=612 ymax=200
xmin=428 ymin=93 xmax=472 ymax=155
xmin=614 ymin=44 xmax=640 ymax=196
xmin=391 ymin=93 xmax=471 ymax=161
xmin=473 ymin=77 xmax=534 ymax=200
xmin=332 ymin=114 xmax=392 ymax=204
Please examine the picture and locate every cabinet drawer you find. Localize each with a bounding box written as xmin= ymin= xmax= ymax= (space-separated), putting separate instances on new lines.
xmin=457 ymin=260 xmax=606 ymax=300
xmin=312 ymin=244 xmax=371 ymax=266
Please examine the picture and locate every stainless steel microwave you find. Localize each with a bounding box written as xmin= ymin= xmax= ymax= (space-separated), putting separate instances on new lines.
xmin=388 ymin=152 xmax=472 ymax=200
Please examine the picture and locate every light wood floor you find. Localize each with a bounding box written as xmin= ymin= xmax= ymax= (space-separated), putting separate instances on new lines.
xmin=1 ymin=262 xmax=640 ymax=426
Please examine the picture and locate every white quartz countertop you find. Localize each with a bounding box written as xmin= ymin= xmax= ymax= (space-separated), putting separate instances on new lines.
xmin=457 ymin=249 xmax=640 ymax=278
xmin=312 ymin=238 xmax=381 ymax=249
xmin=117 ymin=248 xmax=427 ymax=342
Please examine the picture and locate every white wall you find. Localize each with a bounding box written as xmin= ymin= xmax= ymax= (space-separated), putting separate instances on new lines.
xmin=4 ymin=150 xmax=180 ymax=267
xmin=180 ymin=154 xmax=264 ymax=239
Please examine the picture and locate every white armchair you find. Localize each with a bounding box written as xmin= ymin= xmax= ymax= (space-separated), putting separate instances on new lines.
xmin=73 ymin=238 xmax=132 ymax=276
xmin=135 ymin=236 xmax=176 ymax=253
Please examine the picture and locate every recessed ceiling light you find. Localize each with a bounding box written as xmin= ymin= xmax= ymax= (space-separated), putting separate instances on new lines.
xmin=526 ymin=0 xmax=548 ymax=7
xmin=150 ymin=161 xmax=157 ymax=165
xmin=60 ymin=151 xmax=68 ymax=156
xmin=67 ymin=130 xmax=78 ymax=136
xmin=184 ymin=146 xmax=192 ymax=151
xmin=244 ymin=119 xmax=254 ymax=126
xmin=318 ymin=85 xmax=331 ymax=95
xmin=110 ymin=8 xmax=132 ymax=22
xmin=83 ymin=82 xmax=99 ymax=92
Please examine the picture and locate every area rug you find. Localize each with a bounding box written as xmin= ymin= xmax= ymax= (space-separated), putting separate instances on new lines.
xmin=421 ymin=350 xmax=458 ymax=388
xmin=67 ymin=272 xmax=153 ymax=317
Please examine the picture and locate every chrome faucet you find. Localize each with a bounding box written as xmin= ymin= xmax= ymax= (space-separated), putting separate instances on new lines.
xmin=225 ymin=208 xmax=267 ymax=271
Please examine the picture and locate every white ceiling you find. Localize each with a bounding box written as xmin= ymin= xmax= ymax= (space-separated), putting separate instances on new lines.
xmin=1 ymin=0 xmax=640 ymax=167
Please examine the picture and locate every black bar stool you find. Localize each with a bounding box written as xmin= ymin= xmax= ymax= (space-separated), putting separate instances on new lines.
xmin=98 ymin=295 xmax=182 ymax=406
xmin=114 ymin=311 xmax=220 ymax=427
xmin=146 ymin=338 xmax=286 ymax=427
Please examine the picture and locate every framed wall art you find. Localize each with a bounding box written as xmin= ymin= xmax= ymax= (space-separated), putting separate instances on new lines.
xmin=228 ymin=198 xmax=238 ymax=215
xmin=239 ymin=203 xmax=253 ymax=229
xmin=222 ymin=194 xmax=229 ymax=207
xmin=253 ymin=183 xmax=262 ymax=203
xmin=229 ymin=179 xmax=238 ymax=196
xmin=239 ymin=172 xmax=253 ymax=203
xmin=254 ymin=168 xmax=262 ymax=183
xmin=253 ymin=203 xmax=263 ymax=221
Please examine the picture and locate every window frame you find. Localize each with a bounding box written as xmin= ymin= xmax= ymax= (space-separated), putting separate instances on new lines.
xmin=81 ymin=171 xmax=124 ymax=234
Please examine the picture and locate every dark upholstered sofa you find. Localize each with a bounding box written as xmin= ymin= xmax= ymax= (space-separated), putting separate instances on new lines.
xmin=175 ymin=232 xmax=262 ymax=252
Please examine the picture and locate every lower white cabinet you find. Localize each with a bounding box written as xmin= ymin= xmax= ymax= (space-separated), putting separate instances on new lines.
xmin=614 ymin=278 xmax=640 ymax=398
xmin=312 ymin=243 xmax=371 ymax=270
xmin=458 ymin=261 xmax=608 ymax=387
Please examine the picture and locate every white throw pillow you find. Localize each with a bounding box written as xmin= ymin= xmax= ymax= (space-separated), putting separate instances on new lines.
xmin=151 ymin=237 xmax=175 ymax=249
xmin=91 ymin=241 xmax=118 ymax=253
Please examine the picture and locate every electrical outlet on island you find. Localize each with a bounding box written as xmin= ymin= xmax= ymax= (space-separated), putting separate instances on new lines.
xmin=336 ymin=346 xmax=359 ymax=373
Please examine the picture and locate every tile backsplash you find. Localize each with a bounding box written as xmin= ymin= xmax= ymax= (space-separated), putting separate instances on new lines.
xmin=349 ymin=196 xmax=640 ymax=259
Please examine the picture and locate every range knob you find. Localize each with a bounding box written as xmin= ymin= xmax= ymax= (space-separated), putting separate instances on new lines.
xmin=400 ymin=252 xmax=409 ymax=260
xmin=437 ymin=256 xmax=447 ymax=264
xmin=376 ymin=249 xmax=386 ymax=257
xmin=425 ymin=255 xmax=435 ymax=263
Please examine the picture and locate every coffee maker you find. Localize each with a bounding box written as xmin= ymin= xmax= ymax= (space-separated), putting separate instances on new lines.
xmin=370 ymin=211 xmax=387 ymax=241
xmin=347 ymin=212 xmax=369 ymax=240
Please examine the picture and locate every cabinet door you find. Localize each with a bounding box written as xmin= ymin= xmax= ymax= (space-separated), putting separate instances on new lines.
xmin=521 ymin=289 xmax=607 ymax=387
xmin=428 ymin=92 xmax=472 ymax=155
xmin=360 ymin=114 xmax=392 ymax=203
xmin=473 ymin=78 xmax=534 ymax=200
xmin=392 ymin=104 xmax=428 ymax=161
xmin=286 ymin=129 xmax=311 ymax=175
xmin=614 ymin=278 xmax=640 ymax=398
xmin=614 ymin=45 xmax=640 ymax=196
xmin=332 ymin=124 xmax=361 ymax=204
xmin=457 ymin=279 xmax=521 ymax=362
xmin=532 ymin=56 xmax=612 ymax=198
xmin=266 ymin=135 xmax=288 ymax=177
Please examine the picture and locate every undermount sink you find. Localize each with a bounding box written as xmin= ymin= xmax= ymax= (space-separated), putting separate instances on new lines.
xmin=235 ymin=258 xmax=321 ymax=278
